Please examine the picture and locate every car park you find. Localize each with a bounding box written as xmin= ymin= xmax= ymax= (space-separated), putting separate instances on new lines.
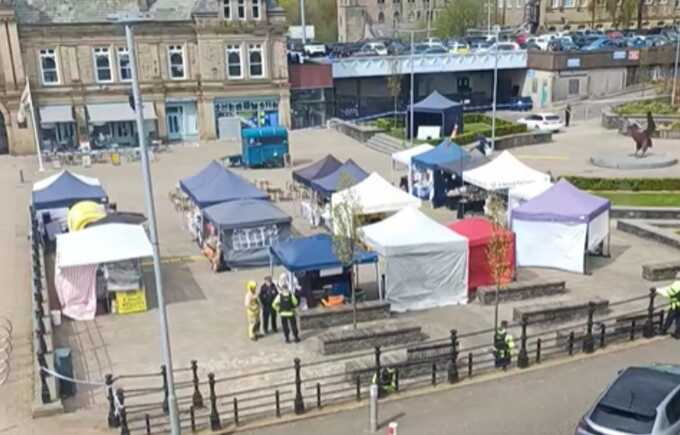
xmin=446 ymin=39 xmax=470 ymax=54
xmin=304 ymin=41 xmax=327 ymax=57
xmin=548 ymin=37 xmax=578 ymax=51
xmin=581 ymin=37 xmax=617 ymax=51
xmin=360 ymin=41 xmax=388 ymax=56
xmin=575 ymin=365 xmax=680 ymax=435
xmin=518 ymin=113 xmax=563 ymax=132
xmin=488 ymin=41 xmax=520 ymax=51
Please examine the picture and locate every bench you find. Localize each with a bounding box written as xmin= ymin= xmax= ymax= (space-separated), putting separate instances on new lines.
xmin=477 ymin=280 xmax=567 ymax=305
xmin=299 ymin=300 xmax=391 ymax=330
xmin=513 ymin=297 xmax=609 ymax=324
xmin=317 ymin=323 xmax=425 ymax=355
xmin=642 ymin=262 xmax=680 ymax=281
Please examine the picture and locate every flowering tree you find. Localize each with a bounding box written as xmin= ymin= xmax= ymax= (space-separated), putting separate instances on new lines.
xmin=485 ymin=192 xmax=513 ymax=331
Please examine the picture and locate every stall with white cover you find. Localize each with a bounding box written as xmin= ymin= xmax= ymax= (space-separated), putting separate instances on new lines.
xmin=510 ymin=180 xmax=611 ymax=274
xmin=463 ymin=151 xmax=550 ymax=191
xmin=331 ymin=172 xmax=421 ymax=218
xmin=55 ymin=224 xmax=153 ymax=320
xmin=390 ymin=144 xmax=434 ymax=188
xmin=360 ymin=207 xmax=469 ymax=312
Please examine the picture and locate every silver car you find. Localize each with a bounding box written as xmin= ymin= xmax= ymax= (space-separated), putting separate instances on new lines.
xmin=576 ymin=365 xmax=680 ymax=435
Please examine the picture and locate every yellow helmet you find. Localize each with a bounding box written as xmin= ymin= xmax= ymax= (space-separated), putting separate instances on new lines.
xmin=247 ymin=281 xmax=257 ymax=291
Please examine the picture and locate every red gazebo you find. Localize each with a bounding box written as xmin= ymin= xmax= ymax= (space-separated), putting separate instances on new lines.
xmin=448 ymin=217 xmax=516 ymax=290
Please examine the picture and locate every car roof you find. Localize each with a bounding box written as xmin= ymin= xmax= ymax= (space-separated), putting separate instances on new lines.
xmin=599 ymin=367 xmax=680 ymax=418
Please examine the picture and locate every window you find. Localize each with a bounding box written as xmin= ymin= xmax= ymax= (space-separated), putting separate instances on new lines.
xmin=224 ymin=0 xmax=231 ymax=19
xmin=252 ymin=0 xmax=261 ymax=19
xmin=237 ymin=0 xmax=245 ymax=19
xmin=531 ymin=78 xmax=538 ymax=93
xmin=551 ymin=0 xmax=560 ymax=7
xmin=378 ymin=0 xmax=385 ymax=3
xmin=227 ymin=44 xmax=243 ymax=78
xmin=378 ymin=12 xmax=385 ymax=23
xmin=666 ymin=392 xmax=680 ymax=425
xmin=393 ymin=11 xmax=400 ymax=24
xmin=168 ymin=45 xmax=185 ymax=80
xmin=118 ymin=47 xmax=132 ymax=82
xmin=248 ymin=43 xmax=264 ymax=78
xmin=568 ymin=79 xmax=580 ymax=95
xmin=457 ymin=76 xmax=470 ymax=91
xmin=563 ymin=0 xmax=574 ymax=5
xmin=93 ymin=47 xmax=113 ymax=83
xmin=39 ymin=49 xmax=59 ymax=85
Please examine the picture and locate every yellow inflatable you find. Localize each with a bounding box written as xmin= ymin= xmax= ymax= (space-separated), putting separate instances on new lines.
xmin=67 ymin=201 xmax=106 ymax=232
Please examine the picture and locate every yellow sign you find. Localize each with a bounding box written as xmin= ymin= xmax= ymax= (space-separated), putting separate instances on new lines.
xmin=115 ymin=289 xmax=148 ymax=314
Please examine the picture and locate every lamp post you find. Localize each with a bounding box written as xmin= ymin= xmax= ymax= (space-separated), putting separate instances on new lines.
xmin=300 ymin=0 xmax=307 ymax=46
xmin=672 ymin=35 xmax=680 ymax=106
xmin=108 ymin=12 xmax=181 ymax=435
xmin=490 ymin=29 xmax=500 ymax=151
xmin=410 ymin=30 xmax=415 ymax=146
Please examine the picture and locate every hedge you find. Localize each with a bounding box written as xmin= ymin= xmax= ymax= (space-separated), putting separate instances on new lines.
xmin=564 ymin=176 xmax=680 ymax=191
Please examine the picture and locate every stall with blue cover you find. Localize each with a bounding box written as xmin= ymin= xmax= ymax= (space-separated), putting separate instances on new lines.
xmin=32 ymin=170 xmax=107 ymax=211
xmin=309 ymin=159 xmax=369 ymax=199
xmin=292 ymin=155 xmax=342 ymax=188
xmin=203 ymin=199 xmax=292 ymax=269
xmin=179 ymin=161 xmax=267 ymax=209
xmin=269 ymin=234 xmax=379 ymax=304
xmin=407 ymin=91 xmax=464 ymax=139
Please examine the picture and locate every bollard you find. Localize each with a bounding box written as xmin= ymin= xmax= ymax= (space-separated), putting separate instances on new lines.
xmin=190 ymin=406 xmax=196 ymax=432
xmin=145 ymin=414 xmax=151 ymax=435
xmin=374 ymin=346 xmax=382 ymax=386
xmin=369 ymin=383 xmax=379 ymax=433
xmin=275 ymin=390 xmax=281 ymax=418
xmin=40 ymin=369 xmax=51 ymax=404
xmin=535 ymin=338 xmax=542 ymax=364
xmin=160 ymin=365 xmax=169 ymax=415
xmin=643 ymin=288 xmax=657 ymax=338
xmin=117 ymin=389 xmax=129 ymax=435
xmin=293 ymin=358 xmax=305 ymax=415
xmin=387 ymin=422 xmax=399 ymax=435
xmin=19 ymin=169 xmax=24 ymax=184
xmin=35 ymin=311 xmax=45 ymax=334
xmin=517 ymin=316 xmax=529 ymax=368
xmin=467 ymin=352 xmax=473 ymax=378
xmin=659 ymin=310 xmax=665 ymax=332
xmin=447 ymin=329 xmax=459 ymax=384
xmin=33 ymin=290 xmax=43 ymax=305
xmin=233 ymin=397 xmax=239 ymax=426
xmin=36 ymin=330 xmax=47 ymax=355
xmin=568 ymin=331 xmax=575 ymax=356
xmin=380 ymin=274 xmax=386 ymax=300
xmin=431 ymin=362 xmax=437 ymax=386
xmin=356 ymin=376 xmax=361 ymax=401
xmin=106 ymin=374 xmax=120 ymax=428
xmin=582 ymin=302 xmax=595 ymax=354
xmin=316 ymin=382 xmax=321 ymax=409
xmin=600 ymin=323 xmax=606 ymax=349
xmin=191 ymin=360 xmax=203 ymax=409
xmin=36 ymin=350 xmax=47 ymax=369
xmin=208 ymin=372 xmax=221 ymax=430
xmin=630 ymin=319 xmax=636 ymax=341
xmin=394 ymin=369 xmax=399 ymax=392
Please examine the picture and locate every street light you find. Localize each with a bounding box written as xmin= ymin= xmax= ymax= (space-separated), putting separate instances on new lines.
xmin=394 ymin=27 xmax=428 ymax=147
xmin=672 ymin=35 xmax=680 ymax=106
xmin=490 ymin=29 xmax=500 ymax=152
xmin=108 ymin=12 xmax=181 ymax=435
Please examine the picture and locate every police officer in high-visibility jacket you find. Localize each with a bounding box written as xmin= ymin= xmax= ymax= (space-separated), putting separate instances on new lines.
xmin=372 ymin=367 xmax=396 ymax=398
xmin=494 ymin=320 xmax=515 ymax=369
xmin=244 ymin=281 xmax=261 ymax=341
xmin=272 ymin=284 xmax=300 ymax=343
xmin=657 ymin=277 xmax=680 ymax=338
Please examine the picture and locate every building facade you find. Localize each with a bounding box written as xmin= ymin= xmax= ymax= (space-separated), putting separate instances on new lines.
xmin=0 ymin=0 xmax=290 ymax=155
xmin=337 ymin=0 xmax=448 ymax=42
xmin=503 ymin=0 xmax=680 ymax=32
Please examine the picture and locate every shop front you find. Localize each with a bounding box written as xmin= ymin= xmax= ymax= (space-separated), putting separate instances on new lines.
xmin=214 ymin=96 xmax=280 ymax=139
xmin=38 ymin=105 xmax=77 ymax=151
xmin=86 ymin=102 xmax=157 ymax=148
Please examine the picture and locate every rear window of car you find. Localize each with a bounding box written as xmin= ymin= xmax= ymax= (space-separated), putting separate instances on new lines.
xmin=545 ymin=115 xmax=560 ymax=121
xmin=590 ymin=404 xmax=655 ymax=434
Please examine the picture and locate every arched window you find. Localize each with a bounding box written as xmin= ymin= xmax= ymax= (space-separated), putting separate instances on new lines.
xmin=378 ymin=12 xmax=385 ymax=23
xmin=393 ymin=11 xmax=400 ymax=24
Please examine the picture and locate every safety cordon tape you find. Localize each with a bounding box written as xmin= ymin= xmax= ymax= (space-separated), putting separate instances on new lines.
xmin=39 ymin=366 xmax=123 ymax=413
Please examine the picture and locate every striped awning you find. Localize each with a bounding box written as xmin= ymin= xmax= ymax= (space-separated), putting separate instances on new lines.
xmin=39 ymin=105 xmax=74 ymax=124
xmin=87 ymin=102 xmax=157 ymax=123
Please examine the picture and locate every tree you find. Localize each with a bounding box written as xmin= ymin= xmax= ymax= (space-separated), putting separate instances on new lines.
xmin=386 ymin=58 xmax=402 ymax=136
xmin=278 ymin=0 xmax=338 ymax=43
xmin=331 ymin=173 xmax=364 ymax=329
xmin=485 ymin=193 xmax=513 ymax=333
xmin=434 ymin=0 xmax=485 ymax=39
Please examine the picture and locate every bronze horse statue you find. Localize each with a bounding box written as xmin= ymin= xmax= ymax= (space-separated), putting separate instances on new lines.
xmin=627 ymin=111 xmax=656 ymax=158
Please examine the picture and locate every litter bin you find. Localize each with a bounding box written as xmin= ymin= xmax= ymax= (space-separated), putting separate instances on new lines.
xmin=53 ymin=347 xmax=76 ymax=398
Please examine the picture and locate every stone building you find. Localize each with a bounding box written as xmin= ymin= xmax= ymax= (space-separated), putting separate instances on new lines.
xmin=0 ymin=0 xmax=290 ymax=155
xmin=337 ymin=0 xmax=448 ymax=42
xmin=503 ymin=0 xmax=680 ymax=32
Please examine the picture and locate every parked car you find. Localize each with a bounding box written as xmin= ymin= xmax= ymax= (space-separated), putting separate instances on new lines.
xmin=548 ymin=37 xmax=579 ymax=51
xmin=446 ymin=39 xmax=470 ymax=54
xmin=581 ymin=37 xmax=617 ymax=51
xmin=506 ymin=96 xmax=533 ymax=112
xmin=424 ymin=45 xmax=449 ymax=54
xmin=626 ymin=36 xmax=647 ymax=48
xmin=527 ymin=35 xmax=555 ymax=51
xmin=424 ymin=37 xmax=444 ymax=47
xmin=360 ymin=41 xmax=388 ymax=56
xmin=518 ymin=113 xmax=563 ymax=132
xmin=645 ymin=35 xmax=669 ymax=47
xmin=575 ymin=365 xmax=680 ymax=435
xmin=304 ymin=41 xmax=327 ymax=57
xmin=488 ymin=42 xmax=520 ymax=51
xmin=469 ymin=41 xmax=492 ymax=51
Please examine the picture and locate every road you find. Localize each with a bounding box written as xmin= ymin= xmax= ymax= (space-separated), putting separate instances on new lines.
xmin=242 ymin=338 xmax=680 ymax=435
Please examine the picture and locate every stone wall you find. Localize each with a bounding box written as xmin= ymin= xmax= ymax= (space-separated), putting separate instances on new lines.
xmin=477 ymin=280 xmax=567 ymax=305
xmin=317 ymin=323 xmax=425 ymax=355
xmin=493 ymin=131 xmax=553 ymax=151
xmin=513 ymin=297 xmax=609 ymax=324
xmin=299 ymin=300 xmax=391 ymax=330
xmin=617 ymin=219 xmax=680 ymax=251
xmin=642 ymin=262 xmax=680 ymax=281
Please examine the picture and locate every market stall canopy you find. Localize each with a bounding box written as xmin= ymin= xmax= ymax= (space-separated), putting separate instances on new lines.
xmin=87 ymin=102 xmax=157 ymax=123
xmin=292 ymin=155 xmax=343 ymax=187
xmin=332 ymin=172 xmax=422 ymax=215
xmin=39 ymin=105 xmax=74 ymax=125
xmin=411 ymin=140 xmax=487 ymax=173
xmin=56 ymin=224 xmax=153 ymax=268
xmin=360 ymin=207 xmax=469 ymax=312
xmin=511 ymin=180 xmax=610 ymax=224
xmin=179 ymin=161 xmax=268 ymax=208
xmin=270 ymin=234 xmax=377 ymax=273
xmin=203 ymin=199 xmax=291 ymax=230
xmin=32 ymin=170 xmax=107 ymax=210
xmin=407 ymin=91 xmax=464 ymax=139
xmin=391 ymin=144 xmax=435 ymax=167
xmin=508 ymin=180 xmax=554 ymax=203
xmin=409 ymin=91 xmax=461 ymax=113
xmin=67 ymin=201 xmax=106 ymax=232
xmin=462 ymin=151 xmax=550 ymax=191
xmin=310 ymin=159 xmax=369 ymax=198
xmin=88 ymin=212 xmax=147 ymax=227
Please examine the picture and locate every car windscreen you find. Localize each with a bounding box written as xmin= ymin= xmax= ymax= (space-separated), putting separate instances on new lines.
xmin=590 ymin=404 xmax=655 ymax=434
xmin=545 ymin=115 xmax=560 ymax=121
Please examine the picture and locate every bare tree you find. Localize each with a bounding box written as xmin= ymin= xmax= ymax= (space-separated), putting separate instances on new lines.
xmin=485 ymin=192 xmax=513 ymax=332
xmin=386 ymin=57 xmax=402 ymax=138
xmin=331 ymin=173 xmax=365 ymax=329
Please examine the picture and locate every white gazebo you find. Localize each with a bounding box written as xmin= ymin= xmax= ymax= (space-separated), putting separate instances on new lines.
xmin=463 ymin=151 xmax=550 ymax=191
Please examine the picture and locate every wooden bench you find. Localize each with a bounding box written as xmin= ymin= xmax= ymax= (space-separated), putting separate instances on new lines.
xmin=642 ymin=261 xmax=680 ymax=282
xmin=513 ymin=297 xmax=609 ymax=324
xmin=477 ymin=280 xmax=567 ymax=305
xmin=317 ymin=322 xmax=425 ymax=355
xmin=299 ymin=300 xmax=391 ymax=330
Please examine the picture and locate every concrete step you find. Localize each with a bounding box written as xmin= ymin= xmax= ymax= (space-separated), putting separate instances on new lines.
xmin=365 ymin=133 xmax=404 ymax=155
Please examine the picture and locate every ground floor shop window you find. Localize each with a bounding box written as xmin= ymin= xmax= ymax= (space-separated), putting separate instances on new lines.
xmin=214 ymin=96 xmax=279 ymax=131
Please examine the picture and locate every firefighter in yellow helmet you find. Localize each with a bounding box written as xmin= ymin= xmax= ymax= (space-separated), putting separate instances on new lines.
xmin=244 ymin=281 xmax=261 ymax=341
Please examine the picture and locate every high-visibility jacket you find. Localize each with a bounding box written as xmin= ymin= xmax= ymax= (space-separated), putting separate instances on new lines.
xmin=372 ymin=368 xmax=396 ymax=393
xmin=273 ymin=292 xmax=298 ymax=317
xmin=494 ymin=328 xmax=515 ymax=352
xmin=657 ymin=282 xmax=680 ymax=310
xmin=244 ymin=292 xmax=261 ymax=316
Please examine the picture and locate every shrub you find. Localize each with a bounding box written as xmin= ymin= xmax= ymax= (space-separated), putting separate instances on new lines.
xmin=565 ymin=176 xmax=680 ymax=192
xmin=613 ymin=99 xmax=677 ymax=116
